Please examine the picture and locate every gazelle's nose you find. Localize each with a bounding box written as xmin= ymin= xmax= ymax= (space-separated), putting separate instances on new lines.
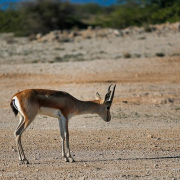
xmin=106 ymin=115 xmax=111 ymax=122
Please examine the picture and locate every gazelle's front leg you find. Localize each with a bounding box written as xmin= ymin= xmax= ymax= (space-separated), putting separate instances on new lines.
xmin=63 ymin=119 xmax=74 ymax=162
xmin=58 ymin=118 xmax=68 ymax=162
xmin=58 ymin=111 xmax=74 ymax=162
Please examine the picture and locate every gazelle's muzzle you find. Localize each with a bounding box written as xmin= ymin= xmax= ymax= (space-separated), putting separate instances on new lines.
xmin=106 ymin=111 xmax=111 ymax=122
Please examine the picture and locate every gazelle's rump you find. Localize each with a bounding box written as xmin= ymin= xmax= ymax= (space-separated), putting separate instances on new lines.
xmin=11 ymin=96 xmax=24 ymax=117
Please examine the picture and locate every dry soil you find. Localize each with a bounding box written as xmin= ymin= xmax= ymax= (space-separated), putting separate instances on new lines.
xmin=0 ymin=32 xmax=180 ymax=179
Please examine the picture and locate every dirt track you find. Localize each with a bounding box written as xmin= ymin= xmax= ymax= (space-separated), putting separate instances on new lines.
xmin=0 ymin=33 xmax=180 ymax=179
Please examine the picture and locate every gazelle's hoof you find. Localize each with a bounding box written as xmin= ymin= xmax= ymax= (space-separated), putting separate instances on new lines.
xmin=19 ymin=159 xmax=29 ymax=165
xmin=63 ymin=157 xmax=69 ymax=162
xmin=68 ymin=157 xmax=75 ymax=163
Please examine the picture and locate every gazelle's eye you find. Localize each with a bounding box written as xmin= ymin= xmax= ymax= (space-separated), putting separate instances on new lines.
xmin=107 ymin=107 xmax=110 ymax=110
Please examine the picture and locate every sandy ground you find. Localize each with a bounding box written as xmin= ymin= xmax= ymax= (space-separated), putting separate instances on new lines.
xmin=0 ymin=32 xmax=180 ymax=179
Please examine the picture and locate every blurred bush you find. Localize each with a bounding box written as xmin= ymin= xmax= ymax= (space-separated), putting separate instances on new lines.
xmin=0 ymin=0 xmax=180 ymax=36
xmin=97 ymin=0 xmax=180 ymax=28
xmin=0 ymin=0 xmax=87 ymax=36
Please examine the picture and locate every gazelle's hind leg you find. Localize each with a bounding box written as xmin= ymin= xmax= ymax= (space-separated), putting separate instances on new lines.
xmin=12 ymin=95 xmax=39 ymax=164
xmin=14 ymin=112 xmax=38 ymax=164
xmin=14 ymin=114 xmax=24 ymax=137
xmin=14 ymin=115 xmax=29 ymax=164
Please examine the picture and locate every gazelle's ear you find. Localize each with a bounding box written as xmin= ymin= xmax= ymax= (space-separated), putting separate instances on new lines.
xmin=95 ymin=92 xmax=102 ymax=100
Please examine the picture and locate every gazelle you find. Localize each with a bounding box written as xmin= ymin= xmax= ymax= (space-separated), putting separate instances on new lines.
xmin=10 ymin=84 xmax=116 ymax=164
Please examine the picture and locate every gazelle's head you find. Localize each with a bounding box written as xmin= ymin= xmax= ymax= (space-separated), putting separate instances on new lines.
xmin=96 ymin=84 xmax=116 ymax=122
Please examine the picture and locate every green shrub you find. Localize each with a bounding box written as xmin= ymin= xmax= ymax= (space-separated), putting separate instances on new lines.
xmin=1 ymin=0 xmax=180 ymax=36
xmin=123 ymin=52 xmax=131 ymax=58
xmin=0 ymin=0 xmax=87 ymax=36
xmin=156 ymin=52 xmax=165 ymax=57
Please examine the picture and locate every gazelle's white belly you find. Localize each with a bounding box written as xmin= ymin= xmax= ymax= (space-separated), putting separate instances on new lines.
xmin=38 ymin=107 xmax=60 ymax=118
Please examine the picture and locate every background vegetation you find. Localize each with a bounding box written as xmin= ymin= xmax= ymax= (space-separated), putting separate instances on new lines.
xmin=0 ymin=0 xmax=180 ymax=36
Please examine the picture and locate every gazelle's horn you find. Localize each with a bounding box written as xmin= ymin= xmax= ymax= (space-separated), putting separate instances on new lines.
xmin=110 ymin=84 xmax=116 ymax=103
xmin=108 ymin=84 xmax=113 ymax=92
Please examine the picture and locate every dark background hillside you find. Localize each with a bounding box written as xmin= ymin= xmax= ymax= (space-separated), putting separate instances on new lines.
xmin=0 ymin=0 xmax=180 ymax=36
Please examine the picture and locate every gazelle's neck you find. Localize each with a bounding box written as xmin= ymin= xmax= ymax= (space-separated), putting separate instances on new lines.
xmin=75 ymin=100 xmax=102 ymax=115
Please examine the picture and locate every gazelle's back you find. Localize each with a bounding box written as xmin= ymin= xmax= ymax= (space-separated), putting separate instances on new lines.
xmin=12 ymin=89 xmax=78 ymax=116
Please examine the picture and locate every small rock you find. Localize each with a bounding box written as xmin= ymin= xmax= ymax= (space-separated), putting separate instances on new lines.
xmin=11 ymin=147 xmax=17 ymax=152
xmin=156 ymin=138 xmax=161 ymax=141
xmin=36 ymin=33 xmax=42 ymax=40
xmin=147 ymin=134 xmax=154 ymax=139
xmin=113 ymin=29 xmax=122 ymax=36
xmin=168 ymin=98 xmax=174 ymax=103
xmin=161 ymin=99 xmax=167 ymax=104
xmin=79 ymin=177 xmax=85 ymax=180
xmin=84 ymin=163 xmax=87 ymax=167
xmin=122 ymin=101 xmax=128 ymax=103
xmin=144 ymin=93 xmax=149 ymax=96
xmin=87 ymin=26 xmax=92 ymax=30
xmin=28 ymin=34 xmax=36 ymax=41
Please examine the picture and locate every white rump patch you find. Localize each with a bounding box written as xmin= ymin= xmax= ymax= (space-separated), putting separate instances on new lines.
xmin=13 ymin=96 xmax=24 ymax=117
xmin=38 ymin=107 xmax=60 ymax=118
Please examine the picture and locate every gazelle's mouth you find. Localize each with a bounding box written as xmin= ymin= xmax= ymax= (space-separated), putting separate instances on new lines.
xmin=106 ymin=113 xmax=111 ymax=122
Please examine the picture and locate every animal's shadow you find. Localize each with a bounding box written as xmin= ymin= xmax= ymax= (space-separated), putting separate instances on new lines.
xmin=78 ymin=155 xmax=180 ymax=163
